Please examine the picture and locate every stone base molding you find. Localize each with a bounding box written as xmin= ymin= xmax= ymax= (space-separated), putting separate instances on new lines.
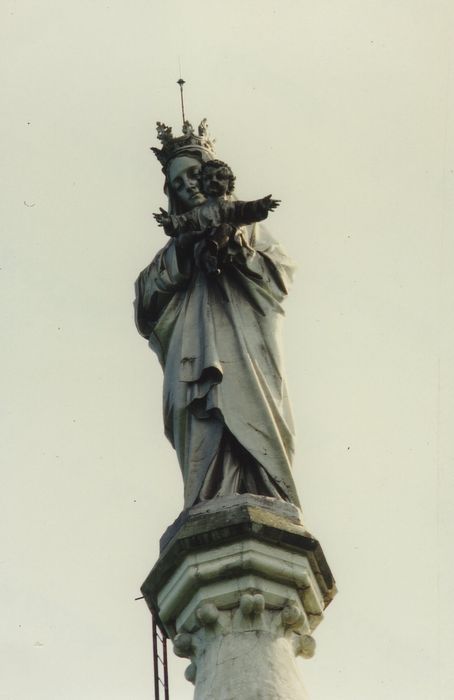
xmin=142 ymin=496 xmax=336 ymax=700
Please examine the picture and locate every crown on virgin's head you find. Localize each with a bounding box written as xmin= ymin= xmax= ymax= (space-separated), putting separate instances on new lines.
xmin=151 ymin=119 xmax=216 ymax=169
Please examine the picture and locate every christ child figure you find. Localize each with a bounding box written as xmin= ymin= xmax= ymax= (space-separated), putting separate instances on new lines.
xmin=153 ymin=159 xmax=280 ymax=275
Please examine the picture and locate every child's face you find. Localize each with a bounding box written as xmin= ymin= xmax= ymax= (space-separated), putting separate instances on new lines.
xmin=202 ymin=166 xmax=230 ymax=197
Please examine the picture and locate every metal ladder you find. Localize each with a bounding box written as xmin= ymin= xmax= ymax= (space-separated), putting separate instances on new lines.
xmin=152 ymin=613 xmax=169 ymax=700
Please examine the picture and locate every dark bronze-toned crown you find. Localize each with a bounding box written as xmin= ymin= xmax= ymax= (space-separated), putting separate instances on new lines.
xmin=151 ymin=119 xmax=216 ymax=170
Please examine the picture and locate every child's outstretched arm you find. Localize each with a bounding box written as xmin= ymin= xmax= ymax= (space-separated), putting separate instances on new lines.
xmin=261 ymin=194 xmax=281 ymax=212
xmin=228 ymin=194 xmax=281 ymax=225
xmin=153 ymin=207 xmax=176 ymax=236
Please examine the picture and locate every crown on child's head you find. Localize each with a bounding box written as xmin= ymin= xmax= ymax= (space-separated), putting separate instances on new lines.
xmin=151 ymin=119 xmax=216 ymax=170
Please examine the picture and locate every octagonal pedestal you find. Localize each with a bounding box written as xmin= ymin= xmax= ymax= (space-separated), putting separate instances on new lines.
xmin=142 ymin=495 xmax=336 ymax=700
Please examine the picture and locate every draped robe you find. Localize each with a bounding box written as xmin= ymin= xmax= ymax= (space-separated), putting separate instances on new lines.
xmin=135 ymin=223 xmax=300 ymax=508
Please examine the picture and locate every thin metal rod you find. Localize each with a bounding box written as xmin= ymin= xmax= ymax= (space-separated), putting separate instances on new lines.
xmin=177 ymin=78 xmax=186 ymax=126
xmin=152 ymin=617 xmax=160 ymax=700
xmin=163 ymin=632 xmax=170 ymax=700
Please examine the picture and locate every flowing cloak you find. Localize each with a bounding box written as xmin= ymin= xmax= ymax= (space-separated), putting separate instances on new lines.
xmin=135 ymin=223 xmax=300 ymax=508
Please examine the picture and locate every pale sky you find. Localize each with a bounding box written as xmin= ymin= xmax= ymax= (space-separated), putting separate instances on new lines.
xmin=2 ymin=1 xmax=454 ymax=698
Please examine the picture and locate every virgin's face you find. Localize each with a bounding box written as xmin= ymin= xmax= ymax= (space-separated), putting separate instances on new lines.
xmin=167 ymin=156 xmax=206 ymax=211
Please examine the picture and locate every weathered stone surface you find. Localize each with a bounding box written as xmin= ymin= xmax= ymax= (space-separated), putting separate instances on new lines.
xmin=144 ymin=495 xmax=336 ymax=622
xmin=141 ymin=498 xmax=336 ymax=699
xmin=159 ymin=494 xmax=303 ymax=551
xmin=187 ymin=601 xmax=313 ymax=700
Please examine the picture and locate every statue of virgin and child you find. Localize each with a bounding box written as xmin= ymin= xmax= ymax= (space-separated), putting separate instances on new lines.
xmin=135 ymin=119 xmax=301 ymax=509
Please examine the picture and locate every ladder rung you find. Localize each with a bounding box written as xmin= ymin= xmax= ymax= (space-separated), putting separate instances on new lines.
xmin=152 ymin=614 xmax=169 ymax=700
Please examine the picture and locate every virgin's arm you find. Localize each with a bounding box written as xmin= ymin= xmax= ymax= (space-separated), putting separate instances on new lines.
xmin=134 ymin=241 xmax=193 ymax=338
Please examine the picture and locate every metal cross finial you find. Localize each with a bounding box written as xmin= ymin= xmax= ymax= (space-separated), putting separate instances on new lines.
xmin=177 ymin=78 xmax=186 ymax=127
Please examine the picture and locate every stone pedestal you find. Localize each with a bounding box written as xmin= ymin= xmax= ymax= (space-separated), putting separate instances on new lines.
xmin=142 ymin=495 xmax=336 ymax=700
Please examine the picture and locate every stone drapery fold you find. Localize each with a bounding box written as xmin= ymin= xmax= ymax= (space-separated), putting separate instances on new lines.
xmin=135 ymin=223 xmax=299 ymax=508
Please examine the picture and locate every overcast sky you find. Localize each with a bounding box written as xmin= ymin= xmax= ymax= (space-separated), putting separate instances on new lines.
xmin=2 ymin=1 xmax=454 ymax=699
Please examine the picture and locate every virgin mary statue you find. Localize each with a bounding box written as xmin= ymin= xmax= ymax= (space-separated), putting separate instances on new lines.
xmin=135 ymin=120 xmax=300 ymax=509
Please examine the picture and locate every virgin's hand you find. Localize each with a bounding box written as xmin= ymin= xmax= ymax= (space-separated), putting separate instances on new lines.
xmin=175 ymin=231 xmax=205 ymax=252
xmin=209 ymin=223 xmax=235 ymax=250
xmin=200 ymin=250 xmax=220 ymax=276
